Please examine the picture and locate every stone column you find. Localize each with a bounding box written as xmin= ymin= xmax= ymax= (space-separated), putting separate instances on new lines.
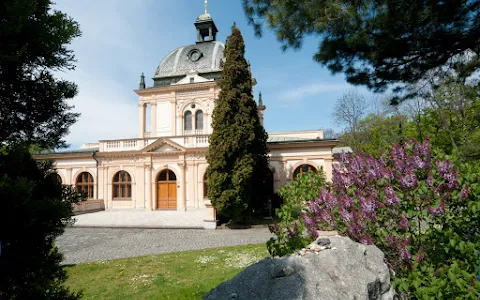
xmin=194 ymin=162 xmax=199 ymax=208
xmin=138 ymin=103 xmax=146 ymax=138
xmin=324 ymin=157 xmax=334 ymax=183
xmin=66 ymin=168 xmax=72 ymax=185
xmin=209 ymin=27 xmax=213 ymax=40
xmin=179 ymin=163 xmax=186 ymax=211
xmin=151 ymin=102 xmax=157 ymax=137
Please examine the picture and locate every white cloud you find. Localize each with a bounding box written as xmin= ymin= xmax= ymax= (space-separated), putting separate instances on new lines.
xmin=279 ymin=82 xmax=351 ymax=101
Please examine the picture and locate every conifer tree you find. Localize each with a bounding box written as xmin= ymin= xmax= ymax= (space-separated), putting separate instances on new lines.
xmin=0 ymin=1 xmax=82 ymax=298
xmin=206 ymin=25 xmax=270 ymax=222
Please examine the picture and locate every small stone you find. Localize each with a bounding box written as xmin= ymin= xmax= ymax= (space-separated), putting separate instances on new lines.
xmin=316 ymin=238 xmax=331 ymax=246
xmin=229 ymin=292 xmax=238 ymax=299
xmin=283 ymin=266 xmax=295 ymax=276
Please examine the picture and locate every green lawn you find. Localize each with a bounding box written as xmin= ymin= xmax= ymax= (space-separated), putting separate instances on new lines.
xmin=65 ymin=244 xmax=269 ymax=300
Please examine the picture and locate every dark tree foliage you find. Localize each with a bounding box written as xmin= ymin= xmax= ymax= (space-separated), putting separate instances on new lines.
xmin=0 ymin=0 xmax=81 ymax=149
xmin=206 ymin=25 xmax=270 ymax=222
xmin=0 ymin=146 xmax=83 ymax=299
xmin=243 ymin=0 xmax=480 ymax=100
xmin=0 ymin=1 xmax=82 ymax=299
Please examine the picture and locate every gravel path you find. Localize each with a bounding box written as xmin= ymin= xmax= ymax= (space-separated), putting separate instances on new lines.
xmin=56 ymin=227 xmax=274 ymax=265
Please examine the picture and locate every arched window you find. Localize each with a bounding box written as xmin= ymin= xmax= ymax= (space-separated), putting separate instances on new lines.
xmin=56 ymin=174 xmax=63 ymax=184
xmin=203 ymin=173 xmax=208 ymax=199
xmin=158 ymin=169 xmax=176 ymax=181
xmin=195 ymin=110 xmax=204 ymax=130
xmin=293 ymin=164 xmax=317 ymax=179
xmin=113 ymin=171 xmax=132 ymax=199
xmin=184 ymin=111 xmax=192 ymax=131
xmin=76 ymin=172 xmax=94 ymax=199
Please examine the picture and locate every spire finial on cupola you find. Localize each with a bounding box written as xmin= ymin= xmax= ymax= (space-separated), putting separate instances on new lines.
xmin=258 ymin=91 xmax=263 ymax=106
xmin=139 ymin=72 xmax=146 ymax=90
xmin=204 ymin=0 xmax=208 ymax=14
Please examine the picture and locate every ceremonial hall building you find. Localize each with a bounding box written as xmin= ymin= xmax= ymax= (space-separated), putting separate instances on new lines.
xmin=35 ymin=7 xmax=339 ymax=227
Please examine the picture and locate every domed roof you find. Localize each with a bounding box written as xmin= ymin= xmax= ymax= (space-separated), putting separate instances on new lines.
xmin=154 ymin=41 xmax=225 ymax=78
xmin=196 ymin=13 xmax=212 ymax=22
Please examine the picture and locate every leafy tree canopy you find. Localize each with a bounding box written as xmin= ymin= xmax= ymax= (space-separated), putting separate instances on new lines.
xmin=243 ymin=0 xmax=480 ymax=99
xmin=0 ymin=0 xmax=81 ymax=149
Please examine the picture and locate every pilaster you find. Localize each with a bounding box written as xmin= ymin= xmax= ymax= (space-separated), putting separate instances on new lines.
xmin=179 ymin=163 xmax=186 ymax=211
xmin=151 ymin=102 xmax=157 ymax=137
xmin=138 ymin=103 xmax=146 ymax=138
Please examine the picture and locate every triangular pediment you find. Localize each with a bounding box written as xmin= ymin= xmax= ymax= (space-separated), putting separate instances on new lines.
xmin=141 ymin=138 xmax=185 ymax=153
xmin=173 ymin=73 xmax=212 ymax=85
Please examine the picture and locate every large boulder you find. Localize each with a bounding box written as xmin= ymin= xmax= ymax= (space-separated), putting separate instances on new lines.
xmin=204 ymin=235 xmax=397 ymax=300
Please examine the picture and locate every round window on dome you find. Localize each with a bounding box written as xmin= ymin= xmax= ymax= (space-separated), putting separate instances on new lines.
xmin=188 ymin=49 xmax=202 ymax=62
xmin=191 ymin=104 xmax=196 ymax=109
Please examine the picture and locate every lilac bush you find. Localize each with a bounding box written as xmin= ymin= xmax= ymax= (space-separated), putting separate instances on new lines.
xmin=300 ymin=138 xmax=480 ymax=297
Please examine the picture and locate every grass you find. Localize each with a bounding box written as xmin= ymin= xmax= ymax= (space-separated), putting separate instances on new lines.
xmin=65 ymin=244 xmax=269 ymax=300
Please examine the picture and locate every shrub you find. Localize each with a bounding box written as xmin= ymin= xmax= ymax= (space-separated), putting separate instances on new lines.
xmin=266 ymin=169 xmax=326 ymax=256
xmin=301 ymin=139 xmax=480 ymax=298
xmin=0 ymin=146 xmax=83 ymax=299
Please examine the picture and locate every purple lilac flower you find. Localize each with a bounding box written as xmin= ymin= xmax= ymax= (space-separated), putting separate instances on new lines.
xmin=301 ymin=212 xmax=315 ymax=227
xmin=400 ymin=247 xmax=412 ymax=260
xmin=321 ymin=211 xmax=337 ymax=228
xmin=384 ymin=185 xmax=400 ymax=206
xmin=436 ymin=160 xmax=452 ymax=177
xmin=413 ymin=155 xmax=427 ymax=170
xmin=315 ymin=193 xmax=324 ymax=204
xmin=358 ymin=235 xmax=373 ymax=245
xmin=416 ymin=247 xmax=425 ymax=263
xmin=391 ymin=145 xmax=407 ymax=172
xmin=382 ymin=169 xmax=394 ymax=181
xmin=308 ymin=201 xmax=320 ymax=215
xmin=399 ymin=170 xmax=418 ymax=190
xmin=426 ymin=171 xmax=434 ymax=187
xmin=428 ymin=200 xmax=445 ymax=216
xmin=444 ymin=169 xmax=459 ymax=190
xmin=350 ymin=157 xmax=363 ymax=176
xmin=339 ymin=152 xmax=349 ymax=164
xmin=323 ymin=190 xmax=338 ymax=210
xmin=360 ymin=196 xmax=377 ymax=220
xmin=385 ymin=234 xmax=396 ymax=247
xmin=434 ymin=183 xmax=444 ymax=195
xmin=341 ymin=195 xmax=354 ymax=208
xmin=399 ymin=237 xmax=412 ymax=260
xmin=460 ymin=184 xmax=470 ymax=200
xmin=339 ymin=207 xmax=352 ymax=222
xmin=399 ymin=215 xmax=410 ymax=230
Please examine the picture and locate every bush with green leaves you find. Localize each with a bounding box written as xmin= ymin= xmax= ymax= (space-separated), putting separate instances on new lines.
xmin=300 ymin=139 xmax=480 ymax=298
xmin=266 ymin=169 xmax=326 ymax=256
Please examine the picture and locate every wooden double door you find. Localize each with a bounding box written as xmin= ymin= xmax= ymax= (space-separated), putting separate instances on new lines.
xmin=157 ymin=170 xmax=177 ymax=209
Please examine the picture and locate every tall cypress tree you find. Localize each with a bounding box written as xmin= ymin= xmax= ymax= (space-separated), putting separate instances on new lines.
xmin=206 ymin=25 xmax=270 ymax=222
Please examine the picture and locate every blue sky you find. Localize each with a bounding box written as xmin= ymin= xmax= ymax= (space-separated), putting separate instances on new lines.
xmin=54 ymin=0 xmax=376 ymax=149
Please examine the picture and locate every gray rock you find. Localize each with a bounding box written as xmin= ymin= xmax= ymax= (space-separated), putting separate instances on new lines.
xmin=204 ymin=236 xmax=397 ymax=300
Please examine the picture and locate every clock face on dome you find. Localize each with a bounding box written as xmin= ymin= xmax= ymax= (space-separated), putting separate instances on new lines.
xmin=188 ymin=49 xmax=202 ymax=62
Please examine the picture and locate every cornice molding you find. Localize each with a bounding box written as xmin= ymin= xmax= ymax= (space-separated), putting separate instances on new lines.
xmin=134 ymin=81 xmax=217 ymax=96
